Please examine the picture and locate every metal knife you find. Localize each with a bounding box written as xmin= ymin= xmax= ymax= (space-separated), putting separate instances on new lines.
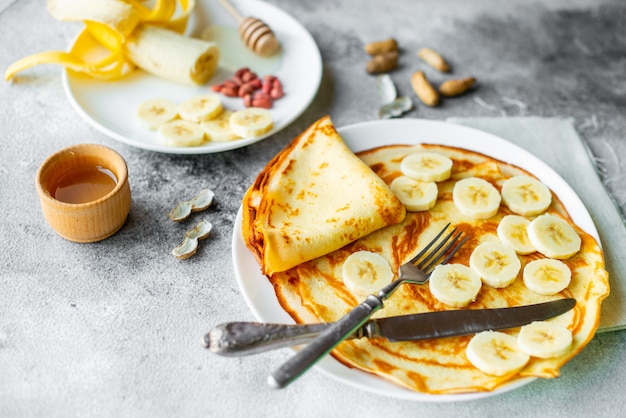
xmin=205 ymin=298 xmax=575 ymax=356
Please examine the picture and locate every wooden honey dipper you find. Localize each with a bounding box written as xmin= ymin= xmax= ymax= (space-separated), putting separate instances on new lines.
xmin=218 ymin=0 xmax=280 ymax=56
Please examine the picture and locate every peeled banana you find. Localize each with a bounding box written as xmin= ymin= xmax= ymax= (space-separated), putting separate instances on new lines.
xmin=158 ymin=120 xmax=206 ymax=147
xmin=389 ymin=176 xmax=438 ymax=212
xmin=517 ymin=321 xmax=573 ymax=359
xmin=469 ymin=241 xmax=521 ymax=288
xmin=178 ymin=94 xmax=223 ymax=122
xmin=501 ymin=175 xmax=552 ymax=216
xmin=47 ymin=0 xmax=140 ymax=37
xmin=428 ymin=263 xmax=482 ymax=307
xmin=522 ymin=258 xmax=571 ymax=295
xmin=125 ymin=24 xmax=219 ymax=86
xmin=400 ymin=152 xmax=453 ymax=182
xmin=202 ymin=110 xmax=240 ymax=142
xmin=496 ymin=215 xmax=536 ymax=255
xmin=137 ymin=98 xmax=178 ymax=130
xmin=342 ymin=251 xmax=394 ymax=296
xmin=526 ymin=213 xmax=581 ymax=259
xmin=466 ymin=331 xmax=530 ymax=376
xmin=453 ymin=177 xmax=501 ymax=219
xmin=230 ymin=108 xmax=274 ymax=138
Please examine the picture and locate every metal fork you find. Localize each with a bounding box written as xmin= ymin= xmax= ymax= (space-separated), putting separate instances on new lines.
xmin=267 ymin=223 xmax=468 ymax=389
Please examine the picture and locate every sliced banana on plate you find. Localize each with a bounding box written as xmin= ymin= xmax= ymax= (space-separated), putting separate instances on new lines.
xmin=342 ymin=251 xmax=394 ymax=296
xmin=517 ymin=321 xmax=573 ymax=359
xmin=469 ymin=240 xmax=521 ymax=288
xmin=178 ymin=94 xmax=223 ymax=122
xmin=496 ymin=215 xmax=536 ymax=255
xmin=137 ymin=98 xmax=178 ymax=130
xmin=202 ymin=110 xmax=240 ymax=142
xmin=452 ymin=177 xmax=501 ymax=219
xmin=230 ymin=107 xmax=274 ymax=138
xmin=501 ymin=175 xmax=552 ymax=216
xmin=526 ymin=213 xmax=581 ymax=259
xmin=389 ymin=176 xmax=438 ymax=211
xmin=158 ymin=120 xmax=206 ymax=147
xmin=428 ymin=263 xmax=482 ymax=308
xmin=400 ymin=152 xmax=453 ymax=182
xmin=466 ymin=331 xmax=530 ymax=376
xmin=523 ymin=258 xmax=571 ymax=295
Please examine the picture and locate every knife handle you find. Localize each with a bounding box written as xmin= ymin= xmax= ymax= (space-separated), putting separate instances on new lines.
xmin=268 ymin=295 xmax=383 ymax=389
xmin=204 ymin=322 xmax=332 ymax=356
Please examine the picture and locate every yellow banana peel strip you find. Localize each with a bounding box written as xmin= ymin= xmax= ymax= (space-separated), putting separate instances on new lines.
xmin=5 ymin=0 xmax=195 ymax=81
xmin=85 ymin=21 xmax=123 ymax=52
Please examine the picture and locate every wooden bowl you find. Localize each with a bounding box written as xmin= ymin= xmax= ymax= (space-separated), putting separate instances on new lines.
xmin=36 ymin=144 xmax=131 ymax=243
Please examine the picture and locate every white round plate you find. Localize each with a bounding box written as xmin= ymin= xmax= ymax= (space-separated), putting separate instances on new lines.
xmin=62 ymin=0 xmax=322 ymax=154
xmin=231 ymin=119 xmax=600 ymax=401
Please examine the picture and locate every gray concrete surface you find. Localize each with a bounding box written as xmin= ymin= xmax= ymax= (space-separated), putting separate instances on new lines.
xmin=1 ymin=0 xmax=625 ymax=416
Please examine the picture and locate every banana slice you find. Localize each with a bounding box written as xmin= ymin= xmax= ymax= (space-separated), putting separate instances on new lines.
xmin=400 ymin=152 xmax=453 ymax=182
xmin=452 ymin=177 xmax=501 ymax=219
xmin=229 ymin=108 xmax=274 ymax=139
xmin=201 ymin=110 xmax=241 ymax=142
xmin=466 ymin=331 xmax=530 ymax=376
xmin=178 ymin=94 xmax=223 ymax=123
xmin=523 ymin=258 xmax=571 ymax=295
xmin=137 ymin=98 xmax=178 ymax=130
xmin=517 ymin=321 xmax=573 ymax=358
xmin=496 ymin=215 xmax=536 ymax=255
xmin=429 ymin=264 xmax=482 ymax=308
xmin=526 ymin=213 xmax=581 ymax=259
xmin=158 ymin=120 xmax=206 ymax=147
xmin=389 ymin=176 xmax=438 ymax=212
xmin=342 ymin=251 xmax=394 ymax=296
xmin=501 ymin=175 xmax=552 ymax=216
xmin=469 ymin=241 xmax=521 ymax=288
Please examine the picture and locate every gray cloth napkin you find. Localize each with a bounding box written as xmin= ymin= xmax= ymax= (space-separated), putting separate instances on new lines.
xmin=447 ymin=117 xmax=625 ymax=332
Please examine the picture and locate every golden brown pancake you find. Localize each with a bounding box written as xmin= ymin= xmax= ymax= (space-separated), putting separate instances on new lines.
xmin=266 ymin=142 xmax=609 ymax=394
xmin=241 ymin=116 xmax=406 ymax=276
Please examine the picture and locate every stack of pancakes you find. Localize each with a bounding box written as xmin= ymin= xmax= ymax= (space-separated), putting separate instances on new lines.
xmin=241 ymin=116 xmax=609 ymax=394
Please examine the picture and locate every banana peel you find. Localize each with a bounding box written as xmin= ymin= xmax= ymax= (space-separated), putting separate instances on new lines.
xmin=5 ymin=0 xmax=201 ymax=83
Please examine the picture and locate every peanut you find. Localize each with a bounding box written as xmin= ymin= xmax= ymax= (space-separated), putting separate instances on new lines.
xmin=238 ymin=83 xmax=254 ymax=97
xmin=241 ymin=71 xmax=257 ymax=82
xmin=209 ymin=67 xmax=285 ymax=107
xmin=366 ymin=50 xmax=399 ymax=74
xmin=417 ymin=47 xmax=450 ymax=73
xmin=439 ymin=77 xmax=476 ymax=97
xmin=411 ymin=71 xmax=440 ymax=107
xmin=270 ymin=87 xmax=284 ymax=99
xmin=243 ymin=94 xmax=253 ymax=107
xmin=221 ymin=85 xmax=239 ymax=97
xmin=364 ymin=38 xmax=398 ymax=55
xmin=252 ymin=97 xmax=272 ymax=108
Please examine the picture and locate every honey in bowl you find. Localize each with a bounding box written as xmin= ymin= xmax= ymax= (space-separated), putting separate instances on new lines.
xmin=51 ymin=165 xmax=118 ymax=204
xmin=36 ymin=144 xmax=131 ymax=243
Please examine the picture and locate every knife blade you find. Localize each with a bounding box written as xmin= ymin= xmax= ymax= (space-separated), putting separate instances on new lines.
xmin=205 ymin=298 xmax=575 ymax=356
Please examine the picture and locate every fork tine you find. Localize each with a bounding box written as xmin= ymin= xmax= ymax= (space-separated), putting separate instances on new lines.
xmin=440 ymin=234 xmax=470 ymax=265
xmin=408 ymin=222 xmax=451 ymax=265
xmin=418 ymin=230 xmax=462 ymax=272
xmin=415 ymin=228 xmax=458 ymax=270
xmin=414 ymin=225 xmax=457 ymax=269
xmin=421 ymin=232 xmax=468 ymax=274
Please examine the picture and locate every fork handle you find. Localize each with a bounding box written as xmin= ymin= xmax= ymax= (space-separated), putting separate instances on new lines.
xmin=205 ymin=322 xmax=332 ymax=356
xmin=268 ymin=295 xmax=384 ymax=389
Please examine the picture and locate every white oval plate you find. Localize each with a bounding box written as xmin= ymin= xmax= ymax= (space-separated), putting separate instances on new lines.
xmin=62 ymin=0 xmax=322 ymax=154
xmin=231 ymin=119 xmax=600 ymax=401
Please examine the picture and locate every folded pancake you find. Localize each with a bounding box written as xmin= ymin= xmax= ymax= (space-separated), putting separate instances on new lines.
xmin=268 ymin=143 xmax=610 ymax=394
xmin=242 ymin=116 xmax=406 ymax=276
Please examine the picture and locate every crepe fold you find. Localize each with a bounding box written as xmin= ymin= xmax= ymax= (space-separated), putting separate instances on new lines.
xmin=242 ymin=116 xmax=406 ymax=276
